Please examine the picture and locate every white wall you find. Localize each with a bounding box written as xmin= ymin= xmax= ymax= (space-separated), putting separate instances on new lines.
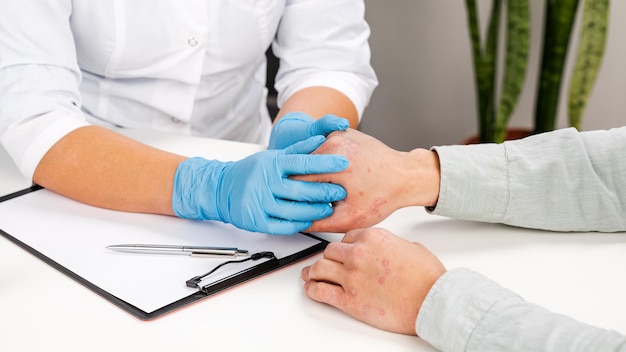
xmin=360 ymin=0 xmax=626 ymax=151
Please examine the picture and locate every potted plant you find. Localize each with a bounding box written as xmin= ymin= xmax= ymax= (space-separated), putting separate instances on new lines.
xmin=465 ymin=0 xmax=610 ymax=144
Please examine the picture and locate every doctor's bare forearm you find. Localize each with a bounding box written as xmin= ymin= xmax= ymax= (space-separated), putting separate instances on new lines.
xmin=275 ymin=86 xmax=359 ymax=128
xmin=33 ymin=126 xmax=187 ymax=216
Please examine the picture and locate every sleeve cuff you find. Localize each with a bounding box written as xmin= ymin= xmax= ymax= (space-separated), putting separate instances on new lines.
xmin=428 ymin=143 xmax=509 ymax=224
xmin=415 ymin=268 xmax=518 ymax=352
xmin=1 ymin=111 xmax=89 ymax=179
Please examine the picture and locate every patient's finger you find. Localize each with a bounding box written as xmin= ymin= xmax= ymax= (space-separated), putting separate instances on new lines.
xmin=341 ymin=228 xmax=368 ymax=243
xmin=302 ymin=258 xmax=344 ymax=285
xmin=322 ymin=242 xmax=350 ymax=263
xmin=303 ymin=280 xmax=347 ymax=312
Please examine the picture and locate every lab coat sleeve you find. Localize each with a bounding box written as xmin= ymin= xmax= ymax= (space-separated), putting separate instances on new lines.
xmin=0 ymin=0 xmax=89 ymax=179
xmin=429 ymin=127 xmax=626 ymax=232
xmin=272 ymin=0 xmax=378 ymax=119
xmin=416 ymin=268 xmax=626 ymax=352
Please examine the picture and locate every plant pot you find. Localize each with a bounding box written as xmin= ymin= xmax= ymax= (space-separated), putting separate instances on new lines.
xmin=462 ymin=127 xmax=534 ymax=145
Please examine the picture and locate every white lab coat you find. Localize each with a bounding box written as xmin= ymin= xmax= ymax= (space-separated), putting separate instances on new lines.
xmin=0 ymin=0 xmax=378 ymax=179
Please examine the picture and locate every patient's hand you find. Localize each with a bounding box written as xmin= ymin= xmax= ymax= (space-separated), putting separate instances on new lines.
xmin=294 ymin=129 xmax=440 ymax=233
xmin=301 ymin=227 xmax=447 ymax=334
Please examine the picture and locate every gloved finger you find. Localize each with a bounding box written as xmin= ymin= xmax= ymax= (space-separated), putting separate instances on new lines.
xmin=278 ymin=154 xmax=348 ymax=175
xmin=259 ymin=218 xmax=313 ymax=236
xmin=274 ymin=179 xmax=346 ymax=203
xmin=266 ymin=199 xmax=334 ymax=222
xmin=308 ymin=114 xmax=349 ymax=136
xmin=283 ymin=135 xmax=326 ymax=155
xmin=268 ymin=112 xmax=314 ymax=150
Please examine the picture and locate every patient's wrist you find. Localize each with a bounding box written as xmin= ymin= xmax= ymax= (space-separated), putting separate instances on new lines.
xmin=405 ymin=148 xmax=440 ymax=208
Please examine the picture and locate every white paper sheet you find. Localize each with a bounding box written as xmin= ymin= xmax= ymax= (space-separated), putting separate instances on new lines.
xmin=0 ymin=189 xmax=321 ymax=314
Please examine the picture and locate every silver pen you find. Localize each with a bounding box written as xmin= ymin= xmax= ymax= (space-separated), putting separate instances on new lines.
xmin=106 ymin=244 xmax=249 ymax=258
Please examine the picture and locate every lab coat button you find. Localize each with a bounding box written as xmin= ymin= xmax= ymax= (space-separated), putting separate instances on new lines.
xmin=188 ymin=37 xmax=198 ymax=47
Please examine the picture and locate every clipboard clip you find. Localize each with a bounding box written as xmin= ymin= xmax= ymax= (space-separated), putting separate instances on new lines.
xmin=186 ymin=251 xmax=277 ymax=291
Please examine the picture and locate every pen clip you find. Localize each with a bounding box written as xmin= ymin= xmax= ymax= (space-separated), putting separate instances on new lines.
xmin=190 ymin=252 xmax=238 ymax=259
xmin=190 ymin=248 xmax=249 ymax=259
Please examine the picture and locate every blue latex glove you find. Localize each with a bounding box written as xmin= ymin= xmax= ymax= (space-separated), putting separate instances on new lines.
xmin=268 ymin=112 xmax=349 ymax=150
xmin=172 ymin=135 xmax=348 ymax=235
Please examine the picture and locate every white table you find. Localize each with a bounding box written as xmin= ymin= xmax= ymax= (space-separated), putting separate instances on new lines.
xmin=1 ymin=130 xmax=625 ymax=352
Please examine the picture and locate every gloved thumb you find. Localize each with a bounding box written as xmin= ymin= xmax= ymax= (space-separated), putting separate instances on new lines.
xmin=308 ymin=114 xmax=349 ymax=136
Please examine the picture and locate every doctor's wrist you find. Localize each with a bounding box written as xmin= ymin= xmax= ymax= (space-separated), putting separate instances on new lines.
xmin=171 ymin=157 xmax=229 ymax=222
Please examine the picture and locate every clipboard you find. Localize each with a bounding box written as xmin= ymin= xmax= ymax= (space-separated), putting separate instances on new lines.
xmin=0 ymin=186 xmax=328 ymax=320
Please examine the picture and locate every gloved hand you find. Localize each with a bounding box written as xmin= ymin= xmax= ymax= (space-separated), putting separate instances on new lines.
xmin=268 ymin=112 xmax=349 ymax=150
xmin=172 ymin=135 xmax=348 ymax=235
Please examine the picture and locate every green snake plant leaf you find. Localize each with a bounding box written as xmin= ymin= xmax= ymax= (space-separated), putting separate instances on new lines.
xmin=534 ymin=0 xmax=580 ymax=133
xmin=465 ymin=0 xmax=503 ymax=142
xmin=567 ymin=0 xmax=610 ymax=129
xmin=465 ymin=0 xmax=487 ymax=135
xmin=483 ymin=0 xmax=503 ymax=142
xmin=494 ymin=0 xmax=530 ymax=143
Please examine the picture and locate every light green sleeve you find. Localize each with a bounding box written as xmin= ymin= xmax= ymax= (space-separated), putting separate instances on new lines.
xmin=429 ymin=127 xmax=626 ymax=232
xmin=416 ymin=269 xmax=626 ymax=352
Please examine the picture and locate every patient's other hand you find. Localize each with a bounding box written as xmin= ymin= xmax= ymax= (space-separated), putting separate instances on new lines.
xmin=301 ymin=227 xmax=447 ymax=334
